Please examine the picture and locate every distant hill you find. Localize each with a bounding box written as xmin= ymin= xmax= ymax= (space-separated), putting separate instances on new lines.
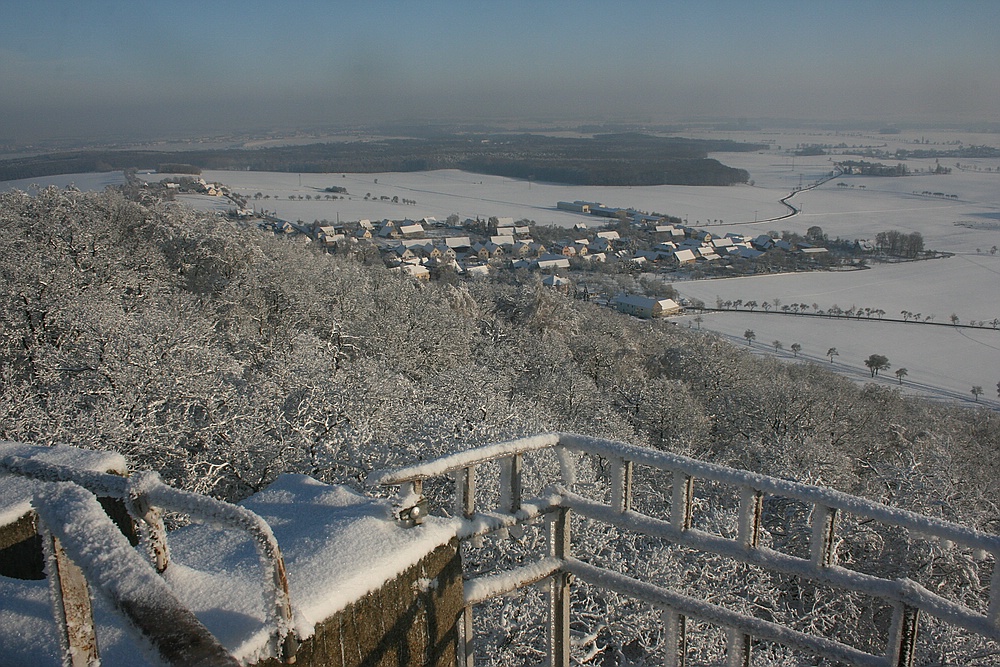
xmin=0 ymin=133 xmax=762 ymax=186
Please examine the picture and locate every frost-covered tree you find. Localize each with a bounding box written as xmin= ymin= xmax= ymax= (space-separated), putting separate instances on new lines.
xmin=864 ymin=354 xmax=890 ymax=377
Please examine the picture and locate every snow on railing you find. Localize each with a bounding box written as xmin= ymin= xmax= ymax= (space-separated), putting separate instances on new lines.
xmin=371 ymin=432 xmax=1000 ymax=667
xmin=31 ymin=480 xmax=239 ymax=667
xmin=0 ymin=455 xmax=298 ymax=665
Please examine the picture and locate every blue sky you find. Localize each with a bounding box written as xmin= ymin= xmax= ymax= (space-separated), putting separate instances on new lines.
xmin=3 ymin=1 xmax=999 ymax=142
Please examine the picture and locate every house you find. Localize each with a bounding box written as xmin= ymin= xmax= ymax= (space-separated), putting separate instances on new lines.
xmin=393 ymin=246 xmax=418 ymax=262
xmin=615 ymin=294 xmax=683 ymax=319
xmin=553 ymin=243 xmax=576 ymax=257
xmin=378 ymin=221 xmax=399 ymax=238
xmin=558 ymin=201 xmax=590 ymax=213
xmin=672 ymin=249 xmax=698 ymax=265
xmin=398 ymin=222 xmax=425 ymax=237
xmin=596 ymin=230 xmax=620 ymax=241
xmin=464 ymin=264 xmax=491 ymax=278
xmin=655 ymin=225 xmax=684 ymax=240
xmin=590 ymin=206 xmax=622 ymax=218
xmin=400 ymin=264 xmax=430 ymax=281
xmin=536 ymin=254 xmax=571 ymax=271
xmin=588 ymin=238 xmax=614 ymax=254
xmin=731 ymin=247 xmax=764 ymax=260
xmin=511 ymin=242 xmax=533 ymax=258
xmin=443 ymin=236 xmax=472 ymax=250
xmin=542 ymin=275 xmax=572 ymax=294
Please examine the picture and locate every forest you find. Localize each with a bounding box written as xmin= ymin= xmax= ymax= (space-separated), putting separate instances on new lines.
xmin=0 ymin=133 xmax=760 ymax=186
xmin=1 ymin=186 xmax=998 ymax=664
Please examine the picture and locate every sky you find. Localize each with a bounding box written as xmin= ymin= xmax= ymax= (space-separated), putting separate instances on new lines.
xmin=2 ymin=1 xmax=1000 ymax=143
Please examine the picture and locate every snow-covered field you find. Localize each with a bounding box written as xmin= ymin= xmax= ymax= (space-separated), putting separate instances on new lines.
xmin=3 ymin=127 xmax=999 ymax=407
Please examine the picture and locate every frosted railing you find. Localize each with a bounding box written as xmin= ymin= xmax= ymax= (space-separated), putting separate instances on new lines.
xmin=372 ymin=432 xmax=1000 ymax=667
xmin=1 ymin=455 xmax=298 ymax=666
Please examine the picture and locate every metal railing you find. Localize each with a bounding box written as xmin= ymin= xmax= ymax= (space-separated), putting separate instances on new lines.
xmin=1 ymin=455 xmax=298 ymax=666
xmin=371 ymin=432 xmax=1000 ymax=667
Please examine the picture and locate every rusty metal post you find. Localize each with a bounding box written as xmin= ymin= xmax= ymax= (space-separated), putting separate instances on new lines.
xmin=988 ymin=551 xmax=1000 ymax=627
xmin=125 ymin=487 xmax=170 ymax=573
xmin=810 ymin=504 xmax=838 ymax=569
xmin=43 ymin=530 xmax=100 ymax=667
xmin=456 ymin=466 xmax=476 ymax=519
xmin=502 ymin=454 xmax=523 ymax=514
xmin=548 ymin=508 xmax=571 ymax=667
xmin=738 ymin=487 xmax=763 ymax=549
xmin=672 ymin=472 xmax=693 ymax=531
xmin=663 ymin=609 xmax=687 ymax=667
xmin=724 ymin=628 xmax=751 ymax=667
xmin=888 ymin=604 xmax=919 ymax=667
xmin=459 ymin=605 xmax=475 ymax=667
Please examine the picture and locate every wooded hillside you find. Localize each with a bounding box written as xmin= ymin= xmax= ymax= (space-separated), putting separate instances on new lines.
xmin=1 ymin=187 xmax=996 ymax=663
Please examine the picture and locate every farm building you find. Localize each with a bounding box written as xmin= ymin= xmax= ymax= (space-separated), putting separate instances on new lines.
xmin=615 ymin=294 xmax=682 ymax=319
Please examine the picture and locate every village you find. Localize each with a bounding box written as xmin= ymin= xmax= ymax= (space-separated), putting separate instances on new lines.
xmin=263 ymin=200 xmax=833 ymax=316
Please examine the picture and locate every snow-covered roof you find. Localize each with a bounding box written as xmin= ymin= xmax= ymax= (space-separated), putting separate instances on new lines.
xmin=673 ymin=249 xmax=697 ymax=263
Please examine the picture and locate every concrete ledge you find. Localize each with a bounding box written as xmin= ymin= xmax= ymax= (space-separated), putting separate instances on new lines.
xmin=253 ymin=538 xmax=463 ymax=667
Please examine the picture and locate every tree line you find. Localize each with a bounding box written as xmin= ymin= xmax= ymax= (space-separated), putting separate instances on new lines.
xmin=0 ymin=133 xmax=762 ymax=186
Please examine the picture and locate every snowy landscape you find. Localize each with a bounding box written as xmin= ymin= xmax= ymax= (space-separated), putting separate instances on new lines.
xmin=5 ymin=127 xmax=998 ymax=409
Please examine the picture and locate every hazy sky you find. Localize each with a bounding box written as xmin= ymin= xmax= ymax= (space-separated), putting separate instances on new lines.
xmin=3 ymin=1 xmax=999 ymax=143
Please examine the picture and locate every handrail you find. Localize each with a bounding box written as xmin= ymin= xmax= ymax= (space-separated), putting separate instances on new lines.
xmin=371 ymin=432 xmax=1000 ymax=667
xmin=32 ymin=480 xmax=239 ymax=667
xmin=559 ymin=433 xmax=1000 ymax=555
xmin=1 ymin=455 xmax=298 ymax=664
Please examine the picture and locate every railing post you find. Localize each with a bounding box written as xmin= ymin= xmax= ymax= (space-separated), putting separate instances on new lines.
xmin=456 ymin=466 xmax=476 ymax=519
xmin=888 ymin=604 xmax=919 ymax=667
xmin=738 ymin=487 xmax=763 ymax=549
xmin=810 ymin=504 xmax=838 ymax=569
xmin=43 ymin=530 xmax=100 ymax=667
xmin=672 ymin=472 xmax=693 ymax=531
xmin=548 ymin=508 xmax=571 ymax=667
xmin=988 ymin=551 xmax=1000 ymax=627
xmin=459 ymin=605 xmax=475 ymax=667
xmin=663 ymin=609 xmax=687 ymax=667
xmin=125 ymin=485 xmax=170 ymax=573
xmin=500 ymin=454 xmax=523 ymax=514
xmin=725 ymin=628 xmax=751 ymax=667
xmin=611 ymin=458 xmax=633 ymax=513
